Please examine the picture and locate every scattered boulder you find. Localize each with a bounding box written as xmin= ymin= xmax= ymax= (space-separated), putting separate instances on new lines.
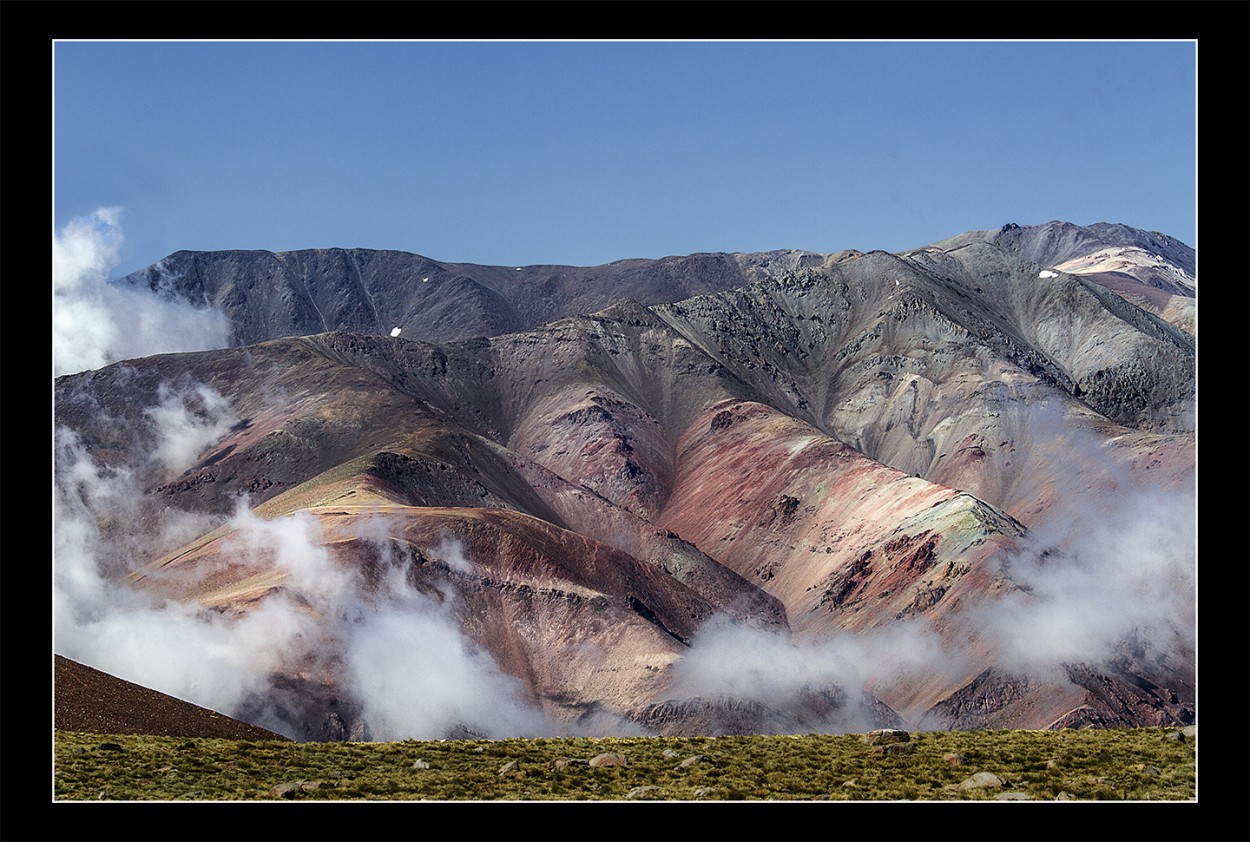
xmin=662 ymin=749 xmax=681 ymax=759
xmin=957 ymin=771 xmax=1005 ymax=791
xmin=872 ymin=742 xmax=915 ymax=756
xmin=412 ymin=759 xmax=430 ymax=770
xmin=589 ymin=751 xmax=627 ymax=768
xmin=862 ymin=728 xmax=910 ymax=746
xmin=678 ymin=754 xmax=711 ymax=768
xmin=694 ymin=787 xmax=718 ymax=799
xmin=96 ymin=743 xmax=125 ymax=752
xmin=1056 ymin=791 xmax=1076 ymax=801
xmin=943 ymin=752 xmax=966 ymax=767
xmin=269 ymin=780 xmax=327 ymax=798
xmin=498 ymin=760 xmax=522 ymax=777
xmin=1166 ymin=725 xmax=1197 ymax=742
xmin=626 ymin=785 xmax=661 ymax=800
xmin=546 ymin=757 xmax=588 ymax=771
xmin=994 ymin=791 xmax=1032 ymax=800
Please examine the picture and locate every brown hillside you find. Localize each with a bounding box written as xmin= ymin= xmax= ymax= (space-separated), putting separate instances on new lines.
xmin=54 ymin=655 xmax=290 ymax=741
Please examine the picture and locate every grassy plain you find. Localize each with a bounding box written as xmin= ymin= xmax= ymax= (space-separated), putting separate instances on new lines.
xmin=53 ymin=727 xmax=1195 ymax=802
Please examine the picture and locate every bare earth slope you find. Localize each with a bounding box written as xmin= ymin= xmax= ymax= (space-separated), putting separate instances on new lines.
xmin=54 ymin=655 xmax=289 ymax=741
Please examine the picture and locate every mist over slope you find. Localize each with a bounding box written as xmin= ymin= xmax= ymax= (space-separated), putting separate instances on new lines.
xmin=54 ymin=219 xmax=1196 ymax=741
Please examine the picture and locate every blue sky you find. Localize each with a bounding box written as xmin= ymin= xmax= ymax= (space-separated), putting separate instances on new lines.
xmin=53 ymin=40 xmax=1197 ymax=278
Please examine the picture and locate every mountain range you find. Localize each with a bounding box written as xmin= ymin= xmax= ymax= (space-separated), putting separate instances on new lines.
xmin=53 ymin=221 xmax=1196 ymax=741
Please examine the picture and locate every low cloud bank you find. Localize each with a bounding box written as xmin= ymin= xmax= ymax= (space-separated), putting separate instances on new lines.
xmin=981 ymin=479 xmax=1196 ymax=679
xmin=54 ymin=383 xmax=557 ymax=741
xmin=661 ymin=471 xmax=1195 ymax=730
xmin=664 ymin=612 xmax=962 ymax=733
xmin=53 ymin=208 xmax=231 ymax=376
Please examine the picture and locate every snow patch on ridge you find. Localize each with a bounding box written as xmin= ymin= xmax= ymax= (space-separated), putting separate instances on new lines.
xmin=1055 ymin=246 xmax=1194 ymax=284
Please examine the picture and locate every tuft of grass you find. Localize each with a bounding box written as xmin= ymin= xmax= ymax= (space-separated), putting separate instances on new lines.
xmin=52 ymin=727 xmax=1196 ymax=802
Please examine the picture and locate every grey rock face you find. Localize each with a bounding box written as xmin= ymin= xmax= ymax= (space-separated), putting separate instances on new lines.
xmin=927 ymin=220 xmax=1194 ymax=281
xmin=120 ymin=227 xmax=1195 ymax=446
xmin=120 ymin=248 xmax=825 ymax=349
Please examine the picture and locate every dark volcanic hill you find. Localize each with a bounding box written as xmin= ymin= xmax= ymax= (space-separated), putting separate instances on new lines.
xmin=57 ymin=223 xmax=1196 ymax=741
xmin=55 ymin=655 xmax=289 ymax=741
xmin=121 ymin=247 xmax=832 ymax=347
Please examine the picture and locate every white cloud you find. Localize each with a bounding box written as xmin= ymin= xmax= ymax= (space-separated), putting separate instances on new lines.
xmin=143 ymin=382 xmax=238 ymax=476
xmin=979 ymin=480 xmax=1196 ymax=678
xmin=54 ymin=391 xmax=560 ymax=740
xmin=53 ymin=208 xmax=232 ymax=376
xmin=345 ymin=587 xmax=554 ymax=741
